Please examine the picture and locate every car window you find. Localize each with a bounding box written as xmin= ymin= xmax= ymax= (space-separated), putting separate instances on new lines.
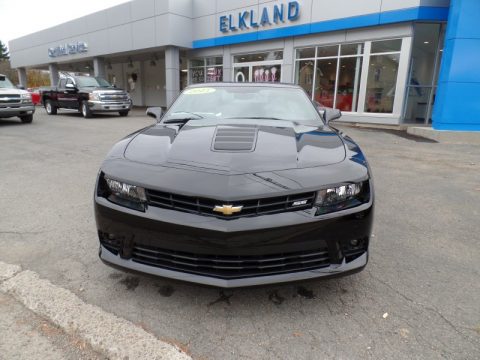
xmin=165 ymin=86 xmax=322 ymax=124
xmin=76 ymin=76 xmax=112 ymax=88
xmin=59 ymin=79 xmax=67 ymax=88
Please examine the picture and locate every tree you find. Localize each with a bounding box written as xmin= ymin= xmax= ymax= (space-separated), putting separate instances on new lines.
xmin=0 ymin=41 xmax=9 ymax=61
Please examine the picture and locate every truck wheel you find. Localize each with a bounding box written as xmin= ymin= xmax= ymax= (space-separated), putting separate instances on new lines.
xmin=119 ymin=110 xmax=129 ymax=117
xmin=20 ymin=114 xmax=33 ymax=123
xmin=45 ymin=100 xmax=57 ymax=115
xmin=81 ymin=101 xmax=92 ymax=118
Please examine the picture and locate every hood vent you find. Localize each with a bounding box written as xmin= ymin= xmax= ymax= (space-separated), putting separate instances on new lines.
xmin=212 ymin=126 xmax=258 ymax=152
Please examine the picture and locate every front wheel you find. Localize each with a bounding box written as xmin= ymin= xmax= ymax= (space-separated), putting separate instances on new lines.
xmin=20 ymin=114 xmax=33 ymax=123
xmin=45 ymin=100 xmax=57 ymax=115
xmin=81 ymin=101 xmax=93 ymax=118
xmin=119 ymin=110 xmax=129 ymax=117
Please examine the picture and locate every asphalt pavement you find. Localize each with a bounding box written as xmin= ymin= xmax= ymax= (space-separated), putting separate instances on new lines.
xmin=0 ymin=108 xmax=479 ymax=359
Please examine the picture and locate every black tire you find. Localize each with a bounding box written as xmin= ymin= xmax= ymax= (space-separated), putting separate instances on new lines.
xmin=20 ymin=114 xmax=33 ymax=123
xmin=45 ymin=100 xmax=57 ymax=115
xmin=81 ymin=101 xmax=93 ymax=118
xmin=119 ymin=110 xmax=129 ymax=117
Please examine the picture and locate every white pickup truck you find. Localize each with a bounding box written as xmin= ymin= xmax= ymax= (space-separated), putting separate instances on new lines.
xmin=0 ymin=74 xmax=35 ymax=123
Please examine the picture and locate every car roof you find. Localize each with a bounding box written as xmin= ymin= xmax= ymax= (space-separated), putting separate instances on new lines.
xmin=186 ymin=82 xmax=302 ymax=89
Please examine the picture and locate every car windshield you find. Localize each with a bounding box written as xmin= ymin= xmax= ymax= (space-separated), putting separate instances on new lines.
xmin=164 ymin=86 xmax=323 ymax=124
xmin=76 ymin=76 xmax=112 ymax=88
xmin=0 ymin=75 xmax=14 ymax=88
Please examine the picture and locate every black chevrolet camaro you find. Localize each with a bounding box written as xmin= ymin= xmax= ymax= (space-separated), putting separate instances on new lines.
xmin=94 ymin=83 xmax=374 ymax=287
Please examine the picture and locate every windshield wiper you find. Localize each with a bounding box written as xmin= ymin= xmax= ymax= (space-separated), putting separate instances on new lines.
xmin=163 ymin=111 xmax=204 ymax=123
xmin=225 ymin=116 xmax=287 ymax=121
xmin=163 ymin=117 xmax=199 ymax=124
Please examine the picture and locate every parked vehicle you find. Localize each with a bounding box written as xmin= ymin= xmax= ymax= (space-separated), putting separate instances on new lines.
xmin=94 ymin=83 xmax=374 ymax=288
xmin=0 ymin=74 xmax=35 ymax=123
xmin=41 ymin=75 xmax=132 ymax=118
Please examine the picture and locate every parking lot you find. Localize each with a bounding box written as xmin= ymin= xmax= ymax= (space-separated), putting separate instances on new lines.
xmin=0 ymin=108 xmax=479 ymax=359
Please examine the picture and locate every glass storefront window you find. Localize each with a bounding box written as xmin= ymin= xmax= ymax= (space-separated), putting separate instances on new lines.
xmin=252 ymin=65 xmax=281 ymax=82
xmin=295 ymin=60 xmax=315 ymax=98
xmin=234 ymin=51 xmax=283 ymax=63
xmin=340 ymin=43 xmax=364 ymax=56
xmin=296 ymin=37 xmax=405 ymax=114
xmin=317 ymin=45 xmax=339 ymax=58
xmin=296 ymin=48 xmax=315 ymax=59
xmin=233 ymin=50 xmax=283 ymax=82
xmin=189 ymin=57 xmax=223 ymax=84
xmin=313 ymin=59 xmax=337 ymax=107
xmin=364 ymin=53 xmax=400 ymax=113
xmin=337 ymin=56 xmax=363 ymax=112
xmin=190 ymin=67 xmax=205 ymax=84
xmin=371 ymin=39 xmax=402 ymax=53
xmin=234 ymin=67 xmax=250 ymax=82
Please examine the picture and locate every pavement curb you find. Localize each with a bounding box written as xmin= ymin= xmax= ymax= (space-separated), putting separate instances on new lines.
xmin=0 ymin=262 xmax=191 ymax=360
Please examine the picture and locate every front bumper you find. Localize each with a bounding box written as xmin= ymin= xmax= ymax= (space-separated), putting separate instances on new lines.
xmin=0 ymin=104 xmax=35 ymax=118
xmin=88 ymin=100 xmax=132 ymax=112
xmin=100 ymin=245 xmax=367 ymax=287
xmin=95 ymin=193 xmax=374 ymax=287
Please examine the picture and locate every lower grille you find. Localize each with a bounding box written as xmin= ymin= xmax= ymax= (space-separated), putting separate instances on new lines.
xmin=130 ymin=244 xmax=331 ymax=279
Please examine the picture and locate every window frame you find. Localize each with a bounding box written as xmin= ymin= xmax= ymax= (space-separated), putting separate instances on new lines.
xmin=188 ymin=56 xmax=223 ymax=84
xmin=294 ymin=37 xmax=410 ymax=116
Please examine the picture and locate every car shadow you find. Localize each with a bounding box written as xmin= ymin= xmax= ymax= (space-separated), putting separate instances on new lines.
xmin=0 ymin=119 xmax=26 ymax=127
xmin=106 ymin=264 xmax=365 ymax=311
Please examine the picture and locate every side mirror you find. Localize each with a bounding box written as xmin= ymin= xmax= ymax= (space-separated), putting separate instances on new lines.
xmin=315 ymin=103 xmax=342 ymax=124
xmin=65 ymin=83 xmax=76 ymax=91
xmin=17 ymin=84 xmax=25 ymax=90
xmin=146 ymin=107 xmax=163 ymax=122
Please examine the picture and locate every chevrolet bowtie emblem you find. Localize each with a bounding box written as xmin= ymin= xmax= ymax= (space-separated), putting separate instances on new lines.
xmin=213 ymin=205 xmax=243 ymax=216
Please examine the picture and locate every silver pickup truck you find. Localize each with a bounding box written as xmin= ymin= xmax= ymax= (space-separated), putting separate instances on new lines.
xmin=0 ymin=74 xmax=35 ymax=123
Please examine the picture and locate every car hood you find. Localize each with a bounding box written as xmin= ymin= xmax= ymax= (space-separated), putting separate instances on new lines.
xmin=79 ymin=87 xmax=127 ymax=93
xmin=0 ymin=88 xmax=29 ymax=95
xmin=123 ymin=119 xmax=346 ymax=174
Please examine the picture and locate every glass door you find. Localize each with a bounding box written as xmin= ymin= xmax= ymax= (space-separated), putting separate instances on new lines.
xmin=403 ymin=23 xmax=446 ymax=124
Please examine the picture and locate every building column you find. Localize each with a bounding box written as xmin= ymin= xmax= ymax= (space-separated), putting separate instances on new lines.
xmin=433 ymin=0 xmax=480 ymax=131
xmin=165 ymin=46 xmax=180 ymax=107
xmin=222 ymin=46 xmax=232 ymax=82
xmin=17 ymin=67 xmax=27 ymax=88
xmin=282 ymin=37 xmax=294 ymax=83
xmin=48 ymin=63 xmax=59 ymax=86
xmin=93 ymin=57 xmax=106 ymax=79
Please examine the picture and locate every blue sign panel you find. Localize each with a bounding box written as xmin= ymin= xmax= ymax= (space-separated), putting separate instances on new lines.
xmin=220 ymin=1 xmax=300 ymax=33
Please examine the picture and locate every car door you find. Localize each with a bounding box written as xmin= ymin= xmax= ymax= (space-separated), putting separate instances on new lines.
xmin=56 ymin=78 xmax=68 ymax=108
xmin=63 ymin=78 xmax=80 ymax=109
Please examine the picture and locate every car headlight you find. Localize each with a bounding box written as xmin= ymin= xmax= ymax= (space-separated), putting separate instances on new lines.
xmin=315 ymin=181 xmax=369 ymax=215
xmin=89 ymin=92 xmax=100 ymax=101
xmin=21 ymin=93 xmax=32 ymax=103
xmin=103 ymin=176 xmax=147 ymax=211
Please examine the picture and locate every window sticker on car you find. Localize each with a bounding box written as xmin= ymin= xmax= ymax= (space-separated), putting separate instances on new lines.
xmin=184 ymin=88 xmax=216 ymax=95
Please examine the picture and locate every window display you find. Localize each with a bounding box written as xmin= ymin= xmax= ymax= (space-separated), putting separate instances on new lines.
xmin=233 ymin=51 xmax=283 ymax=82
xmin=189 ymin=57 xmax=223 ymax=84
xmin=295 ymin=39 xmax=404 ymax=114
xmin=295 ymin=43 xmax=364 ymax=112
xmin=364 ymin=40 xmax=402 ymax=113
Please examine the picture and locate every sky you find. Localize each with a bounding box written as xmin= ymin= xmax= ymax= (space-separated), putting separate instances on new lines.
xmin=0 ymin=0 xmax=131 ymax=47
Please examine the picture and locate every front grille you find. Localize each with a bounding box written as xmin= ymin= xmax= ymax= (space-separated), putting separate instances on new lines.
xmin=99 ymin=93 xmax=129 ymax=102
xmin=0 ymin=94 xmax=21 ymax=104
xmin=130 ymin=244 xmax=331 ymax=279
xmin=146 ymin=190 xmax=316 ymax=219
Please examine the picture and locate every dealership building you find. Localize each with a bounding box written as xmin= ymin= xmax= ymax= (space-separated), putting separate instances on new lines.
xmin=8 ymin=0 xmax=480 ymax=131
